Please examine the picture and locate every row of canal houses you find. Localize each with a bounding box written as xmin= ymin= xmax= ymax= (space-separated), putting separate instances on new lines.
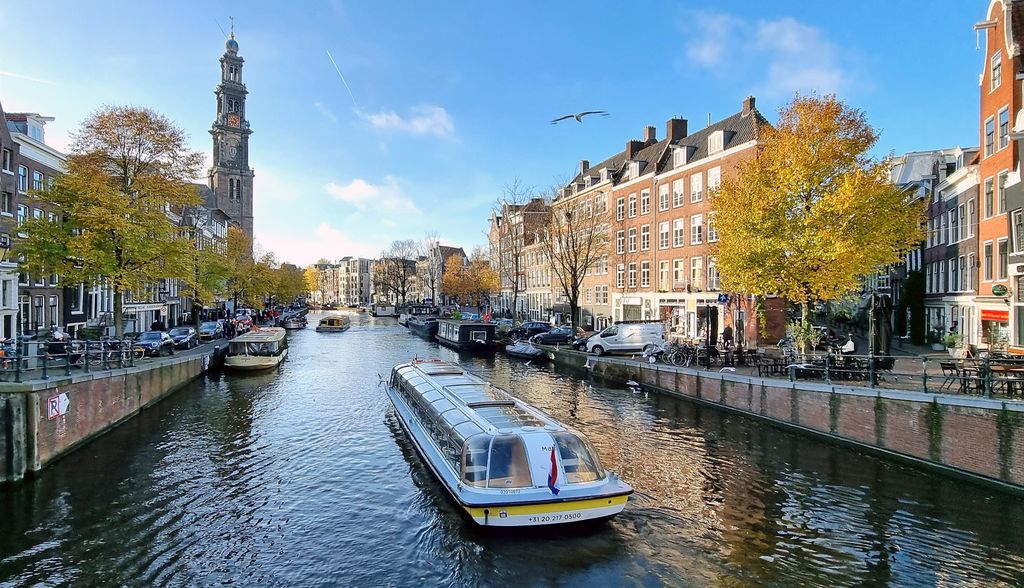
xmin=0 ymin=101 xmax=229 ymax=340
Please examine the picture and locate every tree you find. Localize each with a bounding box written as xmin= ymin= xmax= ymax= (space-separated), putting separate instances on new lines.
xmin=304 ymin=265 xmax=322 ymax=303
xmin=421 ymin=232 xmax=442 ymax=303
xmin=18 ymin=106 xmax=203 ymax=336
xmin=375 ymin=239 xmax=421 ymax=305
xmin=711 ymin=94 xmax=925 ymax=347
xmin=272 ymin=263 xmax=307 ymax=303
xmin=491 ymin=179 xmax=536 ymax=318
xmin=441 ymin=247 xmax=498 ymax=308
xmin=223 ymin=227 xmax=275 ymax=309
xmin=543 ymin=188 xmax=607 ymax=329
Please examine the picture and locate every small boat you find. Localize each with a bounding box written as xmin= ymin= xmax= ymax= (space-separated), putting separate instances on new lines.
xmin=505 ymin=341 xmax=545 ymax=359
xmin=372 ymin=304 xmax=397 ymax=317
xmin=316 ymin=315 xmax=350 ymax=332
xmin=386 ymin=360 xmax=632 ymax=527
xmin=436 ymin=319 xmax=498 ymax=353
xmin=398 ymin=304 xmax=439 ymax=327
xmin=407 ymin=315 xmax=439 ymax=340
xmin=282 ymin=316 xmax=307 ymax=329
xmin=224 ymin=327 xmax=288 ymax=371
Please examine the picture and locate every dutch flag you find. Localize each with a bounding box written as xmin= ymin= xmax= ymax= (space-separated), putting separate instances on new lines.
xmin=547 ymin=447 xmax=560 ymax=495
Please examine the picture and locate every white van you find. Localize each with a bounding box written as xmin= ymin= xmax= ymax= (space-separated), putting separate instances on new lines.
xmin=586 ymin=322 xmax=665 ymax=355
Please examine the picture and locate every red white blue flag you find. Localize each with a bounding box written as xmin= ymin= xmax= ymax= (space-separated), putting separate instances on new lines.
xmin=547 ymin=447 xmax=560 ymax=495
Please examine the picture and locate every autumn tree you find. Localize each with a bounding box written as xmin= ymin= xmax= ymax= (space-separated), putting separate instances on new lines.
xmin=223 ymin=227 xmax=276 ymax=309
xmin=182 ymin=207 xmax=232 ymax=329
xmin=375 ymin=239 xmax=421 ymax=304
xmin=712 ymin=94 xmax=925 ymax=344
xmin=272 ymin=263 xmax=306 ymax=303
xmin=543 ymin=187 xmax=607 ymax=328
xmin=18 ymin=106 xmax=203 ymax=336
xmin=304 ymin=265 xmax=323 ymax=303
xmin=441 ymin=247 xmax=498 ymax=308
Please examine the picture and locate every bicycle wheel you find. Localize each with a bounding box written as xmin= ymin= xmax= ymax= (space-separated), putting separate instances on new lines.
xmin=670 ymin=351 xmax=685 ymax=366
xmin=133 ymin=348 xmax=145 ymax=361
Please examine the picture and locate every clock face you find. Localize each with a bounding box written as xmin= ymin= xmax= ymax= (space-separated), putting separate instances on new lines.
xmin=228 ymin=114 xmax=240 ymax=127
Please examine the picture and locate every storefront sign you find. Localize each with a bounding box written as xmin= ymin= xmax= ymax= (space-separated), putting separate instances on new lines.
xmin=981 ymin=309 xmax=1009 ymax=322
xmin=992 ymin=284 xmax=1009 ymax=297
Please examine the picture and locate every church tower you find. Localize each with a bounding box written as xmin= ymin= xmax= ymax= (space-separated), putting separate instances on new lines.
xmin=207 ymin=31 xmax=254 ymax=238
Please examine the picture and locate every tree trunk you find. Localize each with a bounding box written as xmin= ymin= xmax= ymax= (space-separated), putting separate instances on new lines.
xmin=114 ymin=288 xmax=124 ymax=338
xmin=800 ymin=301 xmax=811 ymax=356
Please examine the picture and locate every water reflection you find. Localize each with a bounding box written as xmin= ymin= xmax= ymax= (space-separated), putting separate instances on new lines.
xmin=0 ymin=313 xmax=1022 ymax=587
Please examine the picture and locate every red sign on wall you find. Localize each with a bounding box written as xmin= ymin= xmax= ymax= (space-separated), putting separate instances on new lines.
xmin=981 ymin=309 xmax=1009 ymax=322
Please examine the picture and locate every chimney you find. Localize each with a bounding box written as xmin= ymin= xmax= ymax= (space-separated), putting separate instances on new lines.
xmin=666 ymin=117 xmax=688 ymax=142
xmin=580 ymin=159 xmax=590 ymax=174
xmin=644 ymin=125 xmax=657 ymax=144
xmin=742 ymin=95 xmax=756 ymax=116
xmin=625 ymin=139 xmax=645 ymax=159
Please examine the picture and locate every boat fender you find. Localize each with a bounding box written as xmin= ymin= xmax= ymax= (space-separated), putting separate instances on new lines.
xmin=484 ymin=509 xmax=489 ymax=525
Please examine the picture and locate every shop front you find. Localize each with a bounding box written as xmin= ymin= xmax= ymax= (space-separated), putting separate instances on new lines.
xmin=979 ymin=306 xmax=1010 ymax=351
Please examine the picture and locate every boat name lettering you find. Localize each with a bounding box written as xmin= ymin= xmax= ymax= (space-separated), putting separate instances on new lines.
xmin=499 ymin=489 xmax=520 ymax=495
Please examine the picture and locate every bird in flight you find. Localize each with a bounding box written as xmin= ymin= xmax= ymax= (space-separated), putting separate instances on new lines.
xmin=551 ymin=110 xmax=609 ymax=125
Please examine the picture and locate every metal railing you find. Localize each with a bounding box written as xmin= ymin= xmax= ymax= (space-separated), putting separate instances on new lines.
xmin=0 ymin=338 xmax=147 ymax=383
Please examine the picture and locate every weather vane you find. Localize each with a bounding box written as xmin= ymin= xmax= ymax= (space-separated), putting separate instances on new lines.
xmin=229 ymin=16 xmax=235 ymax=38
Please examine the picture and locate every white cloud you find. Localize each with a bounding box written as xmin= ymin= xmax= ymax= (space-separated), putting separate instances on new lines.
xmin=324 ymin=176 xmax=419 ymax=213
xmin=359 ymin=105 xmax=454 ymax=137
xmin=683 ymin=12 xmax=851 ymax=97
xmin=313 ymin=101 xmax=338 ymax=123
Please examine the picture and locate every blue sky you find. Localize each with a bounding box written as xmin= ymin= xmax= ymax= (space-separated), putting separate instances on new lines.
xmin=0 ymin=0 xmax=986 ymax=265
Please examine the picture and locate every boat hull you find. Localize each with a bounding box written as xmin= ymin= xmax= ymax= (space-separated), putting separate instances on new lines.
xmin=316 ymin=326 xmax=350 ymax=332
xmin=408 ymin=322 xmax=438 ymax=340
xmin=436 ymin=337 xmax=496 ymax=353
xmin=224 ymin=348 xmax=288 ymax=371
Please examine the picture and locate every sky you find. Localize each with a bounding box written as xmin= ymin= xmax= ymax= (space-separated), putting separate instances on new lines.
xmin=0 ymin=0 xmax=988 ymax=266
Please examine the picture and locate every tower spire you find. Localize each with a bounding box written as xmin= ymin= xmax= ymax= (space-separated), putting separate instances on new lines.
xmin=229 ymin=16 xmax=234 ymax=39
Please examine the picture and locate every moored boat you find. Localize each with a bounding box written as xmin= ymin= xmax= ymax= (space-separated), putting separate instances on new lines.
xmin=407 ymin=315 xmax=439 ymax=340
xmin=224 ymin=327 xmax=288 ymax=371
xmin=386 ymin=360 xmax=632 ymax=527
xmin=282 ymin=316 xmax=307 ymax=329
xmin=505 ymin=341 xmax=545 ymax=359
xmin=316 ymin=315 xmax=350 ymax=332
xmin=398 ymin=304 xmax=439 ymax=327
xmin=372 ymin=304 xmax=397 ymax=317
xmin=436 ymin=319 xmax=498 ymax=353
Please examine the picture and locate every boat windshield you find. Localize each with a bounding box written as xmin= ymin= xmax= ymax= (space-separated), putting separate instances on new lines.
xmin=484 ymin=435 xmax=532 ymax=489
xmin=229 ymin=341 xmax=280 ymax=356
xmin=553 ymin=432 xmax=605 ymax=483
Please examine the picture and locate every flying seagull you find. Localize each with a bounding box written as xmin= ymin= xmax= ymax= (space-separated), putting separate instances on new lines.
xmin=551 ymin=110 xmax=609 ymax=125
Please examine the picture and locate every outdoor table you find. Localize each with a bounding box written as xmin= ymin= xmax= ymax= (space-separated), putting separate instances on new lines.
xmin=988 ymin=364 xmax=1024 ymax=397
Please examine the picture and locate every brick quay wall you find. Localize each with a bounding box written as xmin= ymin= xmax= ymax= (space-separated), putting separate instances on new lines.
xmin=589 ymin=355 xmax=1024 ymax=493
xmin=0 ymin=352 xmax=217 ymax=484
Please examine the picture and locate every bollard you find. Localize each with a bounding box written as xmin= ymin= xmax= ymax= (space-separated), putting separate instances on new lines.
xmin=64 ymin=347 xmax=72 ymax=376
xmin=824 ymin=352 xmax=831 ymax=385
xmin=14 ymin=345 xmax=21 ymax=383
xmin=41 ymin=345 xmax=48 ymax=381
xmin=921 ymin=356 xmax=929 ymax=394
xmin=983 ymin=356 xmax=992 ymax=398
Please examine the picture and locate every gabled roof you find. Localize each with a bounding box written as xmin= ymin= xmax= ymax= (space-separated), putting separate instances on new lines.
xmin=659 ymin=109 xmax=768 ymax=175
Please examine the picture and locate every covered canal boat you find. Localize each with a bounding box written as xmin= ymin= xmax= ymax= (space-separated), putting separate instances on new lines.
xmin=436 ymin=319 xmax=498 ymax=352
xmin=386 ymin=360 xmax=632 ymax=527
xmin=224 ymin=327 xmax=289 ymax=371
xmin=316 ymin=315 xmax=350 ymax=333
xmin=407 ymin=315 xmax=439 ymax=340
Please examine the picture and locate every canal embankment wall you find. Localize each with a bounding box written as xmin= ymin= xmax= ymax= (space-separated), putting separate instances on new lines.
xmin=583 ymin=354 xmax=1024 ymax=493
xmin=0 ymin=350 xmax=221 ymax=485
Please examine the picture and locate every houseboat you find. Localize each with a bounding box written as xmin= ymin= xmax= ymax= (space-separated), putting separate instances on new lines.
xmin=372 ymin=304 xmax=397 ymax=317
xmin=224 ymin=327 xmax=288 ymax=371
xmin=386 ymin=360 xmax=632 ymax=527
xmin=398 ymin=304 xmax=439 ymax=327
xmin=407 ymin=315 xmax=439 ymax=340
xmin=436 ymin=319 xmax=498 ymax=352
xmin=316 ymin=315 xmax=350 ymax=332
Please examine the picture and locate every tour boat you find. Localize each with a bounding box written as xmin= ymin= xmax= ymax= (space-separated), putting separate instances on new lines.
xmin=436 ymin=319 xmax=498 ymax=353
xmin=407 ymin=315 xmax=439 ymax=340
xmin=224 ymin=327 xmax=288 ymax=371
xmin=505 ymin=341 xmax=545 ymax=359
xmin=316 ymin=315 xmax=350 ymax=332
xmin=387 ymin=360 xmax=632 ymax=527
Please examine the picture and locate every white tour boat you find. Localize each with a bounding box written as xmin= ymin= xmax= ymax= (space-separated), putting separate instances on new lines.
xmin=316 ymin=315 xmax=350 ymax=332
xmin=224 ymin=327 xmax=288 ymax=371
xmin=386 ymin=360 xmax=632 ymax=527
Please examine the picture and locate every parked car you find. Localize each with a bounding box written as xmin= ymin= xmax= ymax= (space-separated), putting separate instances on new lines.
xmin=169 ymin=326 xmax=199 ymax=349
xmin=134 ymin=331 xmax=175 ymax=357
xmin=531 ymin=326 xmax=575 ymax=345
xmin=586 ymin=322 xmax=665 ymax=355
xmin=572 ymin=332 xmax=597 ymax=351
xmin=508 ymin=321 xmax=552 ymax=341
xmin=198 ymin=321 xmax=224 ymax=340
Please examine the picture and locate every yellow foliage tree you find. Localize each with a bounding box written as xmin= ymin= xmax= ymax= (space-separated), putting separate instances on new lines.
xmin=712 ymin=94 xmax=925 ymax=333
xmin=441 ymin=249 xmax=499 ymax=308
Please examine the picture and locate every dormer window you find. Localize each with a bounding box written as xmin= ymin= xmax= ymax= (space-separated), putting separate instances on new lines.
xmin=708 ymin=131 xmax=724 ymax=154
xmin=600 ymin=168 xmax=609 ymax=182
xmin=584 ymin=176 xmax=592 ymax=188
xmin=673 ymin=147 xmax=685 ymax=168
xmin=629 ymin=162 xmax=640 ymax=178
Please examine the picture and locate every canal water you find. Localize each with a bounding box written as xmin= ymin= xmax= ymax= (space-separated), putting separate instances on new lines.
xmin=1 ymin=313 xmax=1023 ymax=587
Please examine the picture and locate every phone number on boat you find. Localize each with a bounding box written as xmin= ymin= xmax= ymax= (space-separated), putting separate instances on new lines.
xmin=527 ymin=512 xmax=583 ymax=524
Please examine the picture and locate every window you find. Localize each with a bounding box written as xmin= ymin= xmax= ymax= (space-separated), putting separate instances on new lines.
xmin=31 ymin=171 xmax=43 ymax=191
xmin=966 ymin=253 xmax=975 ymax=291
xmin=17 ymin=166 xmax=27 ymax=192
xmin=585 ymin=288 xmax=592 ymax=304
xmin=32 ymin=208 xmax=43 ymax=220
xmin=47 ymin=212 xmax=57 ymax=223
xmin=596 ymin=285 xmax=608 ymax=304
xmin=690 ymin=256 xmax=704 ymax=290
xmin=999 ymin=238 xmax=1009 ymax=280
xmin=999 ymin=107 xmax=1010 ymax=150
xmin=0 ymin=192 xmax=10 ymax=215
xmin=628 ymin=263 xmax=637 ymax=288
xmin=959 ymin=255 xmax=967 ymax=292
xmin=640 ymin=261 xmax=650 ymax=287
xmin=1014 ymin=210 xmax=1024 ymax=253
xmin=616 ymin=230 xmax=624 ymax=254
xmin=708 ymin=131 xmax=723 ymax=154
xmin=594 ymin=193 xmax=606 ymax=214
xmin=985 ymin=117 xmax=995 ymax=157
xmin=672 ymin=179 xmax=684 ymax=207
xmin=673 ymin=259 xmax=686 ymax=288
xmin=616 ymin=198 xmax=624 ymax=221
xmin=16 ymin=205 xmax=26 ymax=226
xmin=999 ymin=171 xmax=1008 ymax=214
xmin=958 ymin=203 xmax=966 ymax=242
xmin=968 ymin=199 xmax=976 ymax=237
xmin=1 ymin=149 xmax=10 ymax=172
xmin=707 ymin=257 xmax=720 ymax=291
xmin=690 ymin=214 xmax=704 ymax=244
xmin=627 ymin=194 xmax=637 ymax=218
xmin=658 ymin=184 xmax=669 ymax=211
xmin=34 ymin=267 xmax=44 ymax=286
xmin=985 ymin=242 xmax=994 ymax=281
xmin=707 ymin=214 xmax=718 ymax=242
xmin=659 ymin=221 xmax=669 ymax=249
xmin=690 ymin=174 xmax=703 ymax=203
xmin=992 ymin=50 xmax=1002 ymax=91
xmin=659 ymin=261 xmax=670 ymax=290
xmin=627 ymin=228 xmax=637 ymax=252
xmin=673 ymin=219 xmax=685 ymax=247
xmin=985 ymin=177 xmax=995 ymax=218
xmin=673 ymin=148 xmax=685 ymax=167
xmin=707 ymin=167 xmax=721 ymax=192
xmin=640 ymin=224 xmax=650 ymax=251
xmin=947 ymin=209 xmax=956 ymax=244
xmin=616 ymin=264 xmax=625 ymax=288
xmin=640 ymin=190 xmax=650 ymax=214
xmin=949 ymin=258 xmax=957 ymax=291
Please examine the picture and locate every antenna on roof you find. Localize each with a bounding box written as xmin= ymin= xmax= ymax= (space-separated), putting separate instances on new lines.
xmin=707 ymin=112 xmax=712 ymax=128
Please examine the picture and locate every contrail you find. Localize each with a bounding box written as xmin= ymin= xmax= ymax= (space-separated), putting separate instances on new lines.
xmin=326 ymin=50 xmax=358 ymax=110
